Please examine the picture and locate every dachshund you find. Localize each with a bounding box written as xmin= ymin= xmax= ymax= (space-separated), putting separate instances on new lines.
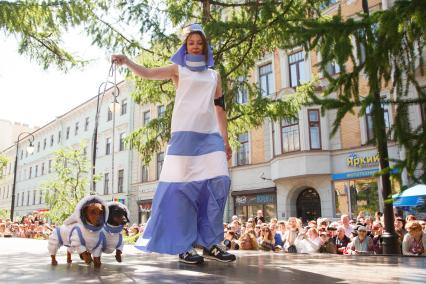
xmin=48 ymin=196 xmax=107 ymax=267
xmin=101 ymin=202 xmax=130 ymax=263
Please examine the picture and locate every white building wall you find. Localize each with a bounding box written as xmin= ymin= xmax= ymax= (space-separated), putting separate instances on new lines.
xmin=1 ymin=81 xmax=135 ymax=220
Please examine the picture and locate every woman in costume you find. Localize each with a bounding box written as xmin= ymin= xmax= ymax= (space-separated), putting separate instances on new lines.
xmin=112 ymin=23 xmax=236 ymax=264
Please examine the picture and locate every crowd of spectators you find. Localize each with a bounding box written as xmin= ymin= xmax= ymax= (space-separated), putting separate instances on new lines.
xmin=1 ymin=209 xmax=425 ymax=256
xmin=0 ymin=212 xmax=52 ymax=239
xmin=222 ymin=210 xmax=426 ymax=256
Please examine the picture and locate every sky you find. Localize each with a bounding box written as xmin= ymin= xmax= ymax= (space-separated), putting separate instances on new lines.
xmin=0 ymin=31 xmax=125 ymax=129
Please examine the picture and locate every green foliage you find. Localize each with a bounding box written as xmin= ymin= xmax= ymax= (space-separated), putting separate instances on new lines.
xmin=0 ymin=0 xmax=111 ymax=71
xmin=40 ymin=143 xmax=100 ymax=224
xmin=0 ymin=209 xmax=9 ymax=219
xmin=120 ymin=0 xmax=322 ymax=161
xmin=0 ymin=155 xmax=8 ymax=174
xmin=124 ymin=232 xmax=140 ymax=245
xmin=290 ymin=0 xmax=426 ymax=182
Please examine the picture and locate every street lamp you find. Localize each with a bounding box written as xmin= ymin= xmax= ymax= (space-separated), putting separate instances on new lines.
xmin=91 ymin=62 xmax=120 ymax=194
xmin=10 ymin=132 xmax=35 ymax=221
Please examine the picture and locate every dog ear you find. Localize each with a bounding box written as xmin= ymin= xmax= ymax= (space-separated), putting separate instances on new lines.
xmin=80 ymin=205 xmax=89 ymax=225
xmin=124 ymin=211 xmax=130 ymax=223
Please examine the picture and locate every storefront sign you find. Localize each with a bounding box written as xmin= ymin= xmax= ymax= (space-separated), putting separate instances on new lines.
xmin=346 ymin=152 xmax=379 ymax=168
xmin=235 ymin=194 xmax=275 ymax=205
xmin=332 ymin=169 xmax=379 ymax=181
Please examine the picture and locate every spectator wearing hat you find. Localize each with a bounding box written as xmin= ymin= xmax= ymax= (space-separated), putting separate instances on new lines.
xmin=345 ymin=226 xmax=374 ymax=255
xmin=402 ymin=221 xmax=425 ymax=256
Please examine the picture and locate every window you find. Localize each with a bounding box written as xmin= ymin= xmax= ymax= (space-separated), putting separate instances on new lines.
xmin=26 ymin=191 xmax=30 ymax=206
xmin=21 ymin=192 xmax=24 ymax=206
xmin=156 ymin=152 xmax=164 ymax=180
xmin=157 ymin=105 xmax=165 ymax=118
xmin=308 ymin=109 xmax=322 ymax=149
xmin=29 ymin=167 xmax=32 ymax=179
xmin=43 ymin=138 xmax=47 ymax=150
xmin=37 ymin=142 xmax=40 ymax=153
xmin=58 ymin=131 xmax=61 ymax=143
xmin=39 ymin=190 xmax=43 ymax=204
xmin=289 ymin=51 xmax=308 ymax=87
xmin=259 ymin=63 xmax=274 ymax=96
xmin=35 ymin=165 xmax=38 ymax=177
xmin=33 ymin=190 xmax=36 ymax=205
xmin=237 ymin=133 xmax=249 ymax=166
xmin=107 ymin=109 xmax=113 ymax=121
xmin=66 ymin=127 xmax=70 ymax=139
xmin=281 ymin=117 xmax=300 ymax=153
xmin=50 ymin=134 xmax=54 ymax=146
xmin=16 ymin=193 xmax=19 ymax=207
xmin=75 ymin=122 xmax=79 ymax=136
xmin=141 ymin=165 xmax=148 ymax=183
xmin=325 ymin=61 xmax=342 ymax=76
xmin=121 ymin=99 xmax=127 ymax=115
xmin=365 ymin=104 xmax=390 ymax=143
xmin=118 ymin=169 xmax=124 ymax=193
xmin=85 ymin=117 xmax=89 ymax=131
xmin=48 ymin=160 xmax=52 ymax=173
xmin=143 ymin=111 xmax=150 ymax=125
xmin=104 ymin=173 xmax=109 ymax=195
xmin=119 ymin=133 xmax=125 ymax=151
xmin=41 ymin=163 xmax=45 ymax=175
xmin=235 ymin=77 xmax=248 ymax=104
xmin=106 ymin=138 xmax=111 ymax=155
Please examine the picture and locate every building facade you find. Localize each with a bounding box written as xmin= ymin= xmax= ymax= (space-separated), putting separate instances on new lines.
xmin=0 ymin=82 xmax=135 ymax=220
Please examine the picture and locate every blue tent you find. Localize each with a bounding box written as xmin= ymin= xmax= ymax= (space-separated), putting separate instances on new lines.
xmin=393 ymin=184 xmax=426 ymax=207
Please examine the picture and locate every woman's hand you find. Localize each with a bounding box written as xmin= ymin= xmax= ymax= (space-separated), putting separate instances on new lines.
xmin=225 ymin=142 xmax=232 ymax=161
xmin=111 ymin=54 xmax=129 ymax=66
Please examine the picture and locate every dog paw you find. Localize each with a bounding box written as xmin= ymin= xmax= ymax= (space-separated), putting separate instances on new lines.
xmin=51 ymin=260 xmax=58 ymax=266
xmin=115 ymin=255 xmax=122 ymax=262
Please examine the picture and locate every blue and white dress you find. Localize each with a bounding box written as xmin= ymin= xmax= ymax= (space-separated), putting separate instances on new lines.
xmin=135 ymin=65 xmax=230 ymax=255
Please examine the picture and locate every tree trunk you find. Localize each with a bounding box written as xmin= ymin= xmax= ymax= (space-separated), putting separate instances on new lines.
xmin=202 ymin=0 xmax=210 ymax=25
xmin=372 ymin=91 xmax=400 ymax=254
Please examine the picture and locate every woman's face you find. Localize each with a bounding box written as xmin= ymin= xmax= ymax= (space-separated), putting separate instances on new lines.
xmin=408 ymin=228 xmax=422 ymax=239
xmin=186 ymin=33 xmax=204 ymax=55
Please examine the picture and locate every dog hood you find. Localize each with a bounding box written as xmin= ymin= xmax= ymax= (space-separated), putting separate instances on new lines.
xmin=104 ymin=201 xmax=130 ymax=234
xmin=63 ymin=195 xmax=108 ymax=232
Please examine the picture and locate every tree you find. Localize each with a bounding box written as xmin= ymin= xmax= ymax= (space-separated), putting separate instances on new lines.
xmin=40 ymin=144 xmax=99 ymax=224
xmin=0 ymin=155 xmax=7 ymax=173
xmin=281 ymin=0 xmax=426 ymax=253
xmin=0 ymin=0 xmax=142 ymax=71
xmin=0 ymin=209 xmax=9 ymax=219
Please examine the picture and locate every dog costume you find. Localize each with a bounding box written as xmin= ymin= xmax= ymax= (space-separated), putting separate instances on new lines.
xmin=102 ymin=201 xmax=129 ymax=254
xmin=48 ymin=195 xmax=108 ymax=259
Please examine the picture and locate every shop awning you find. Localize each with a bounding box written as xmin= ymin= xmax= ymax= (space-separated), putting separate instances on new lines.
xmin=393 ymin=184 xmax=426 ymax=207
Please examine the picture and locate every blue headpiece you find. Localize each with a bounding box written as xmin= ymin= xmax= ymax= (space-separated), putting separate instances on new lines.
xmin=170 ymin=23 xmax=214 ymax=72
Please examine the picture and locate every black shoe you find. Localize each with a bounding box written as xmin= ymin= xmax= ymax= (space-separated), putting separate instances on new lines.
xmin=178 ymin=249 xmax=204 ymax=264
xmin=203 ymin=245 xmax=236 ymax=263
